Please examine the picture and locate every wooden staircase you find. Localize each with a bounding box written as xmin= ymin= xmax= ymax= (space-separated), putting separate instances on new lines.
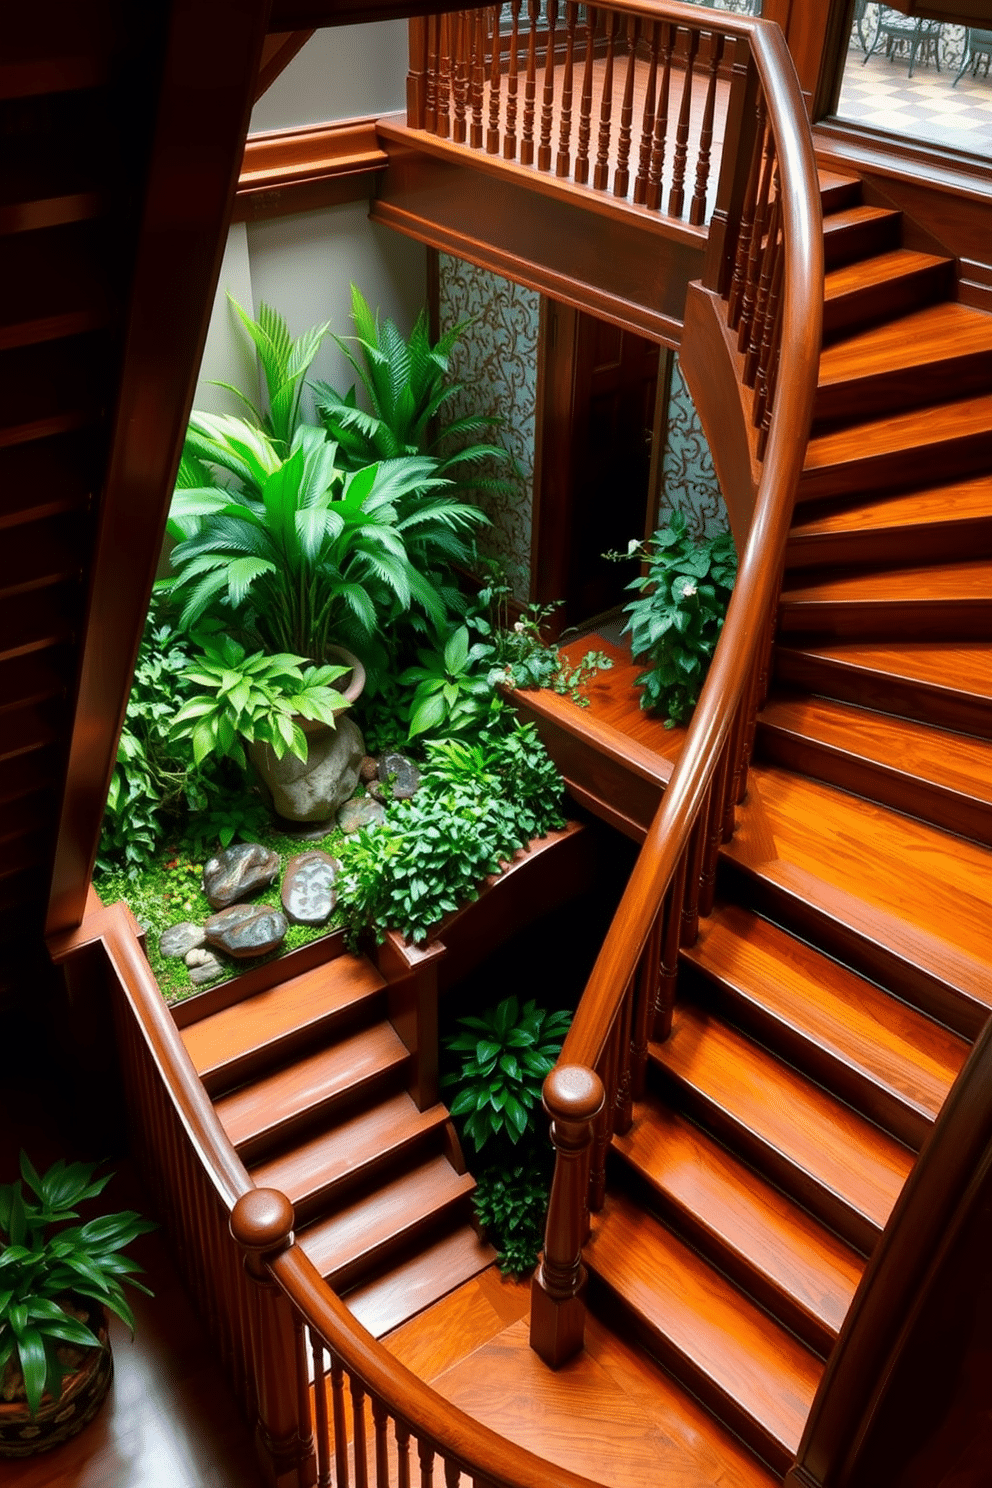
xmin=179 ymin=951 xmax=495 ymax=1339
xmin=570 ymin=169 xmax=992 ymax=1478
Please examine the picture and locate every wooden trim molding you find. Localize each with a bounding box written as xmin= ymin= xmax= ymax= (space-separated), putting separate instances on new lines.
xmin=234 ymin=116 xmax=389 ymax=220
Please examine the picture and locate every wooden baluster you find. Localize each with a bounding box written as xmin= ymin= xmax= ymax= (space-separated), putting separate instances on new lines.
xmin=633 ymin=20 xmax=659 ymax=205
xmin=632 ymin=909 xmax=662 ymax=1097
xmin=425 ymin=14 xmax=440 ymax=134
xmin=699 ymin=740 xmax=731 ymax=918
xmin=230 ymin=1190 xmax=316 ymax=1488
xmin=407 ymin=18 xmax=428 ymax=129
xmin=739 ymin=656 xmax=761 ymax=802
xmin=754 ymin=237 xmax=784 ymax=436
xmin=574 ymin=6 xmax=596 ymax=184
xmin=745 ymin=189 xmax=780 ymax=388
xmin=593 ymin=7 xmax=617 ymax=190
xmin=351 ymin=1376 xmax=369 ymax=1488
xmin=312 ymin=1336 xmax=332 ymax=1488
xmin=614 ymin=976 xmax=636 ymax=1134
xmin=418 ymin=1435 xmax=435 ymax=1488
xmin=372 ymin=1395 xmax=389 ymax=1488
xmin=443 ymin=1462 xmax=460 ymax=1488
xmin=655 ymin=850 xmax=687 ymax=1040
xmin=470 ymin=9 xmax=485 ymax=148
xmin=396 ymin=1420 xmax=411 ymax=1488
xmin=701 ymin=35 xmax=758 ymax=297
xmin=437 ymin=12 xmax=452 ymax=138
xmin=727 ymin=99 xmax=765 ymax=327
xmin=667 ymin=25 xmax=699 ymax=218
xmin=331 ymin=1357 xmax=350 ymax=1488
xmin=594 ymin=1022 xmax=620 ymax=1207
xmin=452 ymin=10 xmax=468 ymax=143
xmin=487 ymin=6 xmax=503 ymax=153
xmin=646 ymin=23 xmax=673 ymax=211
xmin=738 ymin=137 xmax=775 ymax=355
xmin=504 ymin=0 xmax=521 ymax=159
xmin=538 ymin=0 xmax=557 ymax=171
xmin=613 ymin=17 xmax=639 ymax=199
xmin=556 ymin=2 xmax=577 ymax=177
xmin=725 ymin=691 xmax=748 ymax=835
xmin=680 ymin=795 xmax=710 ymax=948
xmin=758 ymin=301 xmax=784 ymax=463
xmin=689 ymin=30 xmax=724 ymax=225
xmin=520 ymin=0 xmax=539 ymax=165
xmin=530 ymin=1064 xmax=604 ymax=1368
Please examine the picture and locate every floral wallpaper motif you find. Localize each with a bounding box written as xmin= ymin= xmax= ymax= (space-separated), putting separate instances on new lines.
xmin=437 ymin=255 xmax=540 ymax=599
xmin=660 ymin=353 xmax=729 ymax=538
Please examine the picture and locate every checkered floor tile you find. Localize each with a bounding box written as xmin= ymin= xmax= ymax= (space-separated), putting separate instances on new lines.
xmin=835 ymin=22 xmax=992 ymax=160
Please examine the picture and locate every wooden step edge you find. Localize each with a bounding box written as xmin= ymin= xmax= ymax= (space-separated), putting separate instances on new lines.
xmin=785 ymin=509 xmax=992 ymax=571
xmin=612 ymin=1111 xmax=861 ymax=1356
xmin=346 ymin=1225 xmax=497 ymax=1340
xmin=0 ymin=306 xmax=115 ymax=354
xmin=0 ymin=191 xmax=109 ymax=235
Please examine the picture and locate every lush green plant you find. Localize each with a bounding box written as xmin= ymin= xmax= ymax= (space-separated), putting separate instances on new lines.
xmin=214 ymin=297 xmax=330 ymax=450
xmin=442 ymin=996 xmax=572 ymax=1152
xmin=472 ymin=1149 xmax=553 ymax=1276
xmin=170 ymin=636 xmax=350 ymax=771
xmin=0 ymin=1153 xmax=154 ymax=1416
xmin=618 ymin=511 xmax=737 ymax=726
xmin=481 ymin=595 xmax=613 ymax=706
xmin=400 ymin=624 xmax=500 ymax=740
xmin=424 ymin=724 xmax=564 ymax=842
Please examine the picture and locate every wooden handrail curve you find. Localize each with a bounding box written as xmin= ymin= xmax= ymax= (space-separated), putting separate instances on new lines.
xmin=531 ymin=4 xmax=823 ymax=1363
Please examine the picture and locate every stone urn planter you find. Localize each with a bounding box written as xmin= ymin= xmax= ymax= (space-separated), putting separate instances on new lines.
xmin=250 ymin=645 xmax=368 ymax=825
xmin=0 ymin=1304 xmax=113 ymax=1459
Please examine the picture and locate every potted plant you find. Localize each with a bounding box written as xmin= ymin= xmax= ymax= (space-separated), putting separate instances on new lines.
xmin=0 ymin=1152 xmax=155 ymax=1458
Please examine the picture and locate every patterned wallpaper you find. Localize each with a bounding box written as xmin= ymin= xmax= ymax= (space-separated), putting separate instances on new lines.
xmin=659 ymin=353 xmax=729 ymax=538
xmin=437 ymin=255 xmax=541 ymax=599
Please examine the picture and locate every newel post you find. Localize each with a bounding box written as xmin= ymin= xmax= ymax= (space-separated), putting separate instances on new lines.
xmin=530 ymin=1064 xmax=605 ymax=1368
xmin=231 ymin=1190 xmax=316 ymax=1488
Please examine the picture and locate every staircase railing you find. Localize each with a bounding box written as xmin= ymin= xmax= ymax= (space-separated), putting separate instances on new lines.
xmin=528 ymin=6 xmax=823 ymax=1365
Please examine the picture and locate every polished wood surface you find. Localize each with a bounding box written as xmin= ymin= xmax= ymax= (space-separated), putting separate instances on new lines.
xmin=235 ymin=116 xmax=389 ymax=220
xmin=787 ymin=472 xmax=992 ymax=570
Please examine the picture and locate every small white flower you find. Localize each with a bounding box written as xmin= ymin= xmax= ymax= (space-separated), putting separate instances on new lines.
xmin=513 ymin=620 xmax=525 ymax=632
xmin=682 ymin=581 xmax=697 ymax=597
xmin=626 ymin=537 xmax=641 ymax=556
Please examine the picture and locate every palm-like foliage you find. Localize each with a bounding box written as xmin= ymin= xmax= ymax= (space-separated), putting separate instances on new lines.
xmin=211 ymin=297 xmax=330 ymax=450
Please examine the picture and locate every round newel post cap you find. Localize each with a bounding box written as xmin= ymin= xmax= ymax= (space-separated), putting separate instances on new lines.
xmin=230 ymin=1188 xmax=295 ymax=1255
xmin=543 ymin=1064 xmax=605 ymax=1123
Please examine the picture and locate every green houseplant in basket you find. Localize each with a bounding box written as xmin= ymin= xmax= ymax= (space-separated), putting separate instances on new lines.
xmin=0 ymin=1152 xmax=155 ymax=1457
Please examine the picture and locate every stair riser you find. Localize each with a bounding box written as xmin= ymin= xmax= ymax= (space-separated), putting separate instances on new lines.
xmin=799 ymin=430 xmax=992 ymax=507
xmin=650 ymin=1059 xmax=880 ymax=1256
xmin=823 ymin=261 xmax=952 ymax=342
xmin=276 ymin=1120 xmax=450 ymax=1229
xmin=773 ymin=650 xmax=992 ymax=741
xmin=755 ymin=726 xmax=992 ymax=850
xmin=586 ymin=1271 xmax=795 ymax=1476
xmin=230 ymin=1060 xmax=409 ymax=1167
xmin=777 ymin=600 xmax=992 ymax=643
xmin=814 ymin=349 xmax=992 ymax=430
xmin=615 ymin=1156 xmax=837 ymax=1357
xmin=718 ymin=858 xmax=988 ymax=1040
xmin=199 ymin=990 xmax=386 ymax=1098
xmin=329 ymin=1196 xmax=474 ymax=1295
xmin=785 ymin=515 xmax=992 ymax=571
xmin=683 ymin=965 xmax=932 ymax=1152
xmin=819 ymin=179 xmax=864 ymax=214
xmin=822 ymin=214 xmax=901 ymax=272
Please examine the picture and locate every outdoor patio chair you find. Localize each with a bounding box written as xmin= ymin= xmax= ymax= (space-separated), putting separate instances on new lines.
xmin=953 ymin=27 xmax=992 ymax=86
xmin=864 ymin=8 xmax=943 ymax=79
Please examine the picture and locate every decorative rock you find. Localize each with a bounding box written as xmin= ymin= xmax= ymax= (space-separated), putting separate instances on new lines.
xmin=204 ymin=904 xmax=288 ymax=959
xmin=203 ymin=842 xmax=279 ymax=910
xmin=160 ymin=921 xmax=207 ymax=959
xmin=281 ymin=850 xmax=340 ymax=926
xmin=359 ymin=755 xmax=379 ymax=784
xmin=250 ymin=716 xmax=365 ymax=824
xmin=337 ymin=796 xmax=387 ymax=835
xmin=378 ymin=752 xmax=421 ymax=800
xmin=185 ymin=947 xmax=226 ymax=986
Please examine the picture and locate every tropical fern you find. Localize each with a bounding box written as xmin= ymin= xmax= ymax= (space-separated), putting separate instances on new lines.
xmin=212 ymin=296 xmax=330 ymax=450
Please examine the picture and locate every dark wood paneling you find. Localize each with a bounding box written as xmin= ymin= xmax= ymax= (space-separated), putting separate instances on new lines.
xmin=234 ymin=115 xmax=388 ymax=220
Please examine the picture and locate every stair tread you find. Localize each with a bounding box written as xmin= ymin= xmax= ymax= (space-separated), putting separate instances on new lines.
xmin=823 ymin=247 xmax=951 ymax=302
xmin=180 ymin=953 xmax=385 ymax=1086
xmin=249 ymin=1093 xmax=448 ymax=1209
xmin=653 ymin=1005 xmax=914 ymax=1237
xmin=727 ymin=763 xmax=992 ymax=1006
xmin=298 ymin=1155 xmax=474 ymax=1284
xmin=777 ymin=640 xmax=992 ymax=702
xmin=822 ymin=203 xmax=898 ymax=237
xmin=790 ymin=473 xmax=992 ymax=541
xmin=213 ymin=1022 xmax=409 ymax=1153
xmin=804 ymin=392 xmax=992 ymax=475
xmin=613 ymin=1099 xmax=864 ymax=1345
xmin=347 ymin=1225 xmax=497 ymax=1339
xmin=781 ymin=559 xmax=992 ymax=606
xmin=686 ymin=903 xmax=968 ymax=1128
xmin=760 ymin=693 xmax=992 ymax=807
xmin=588 ymin=1191 xmax=822 ymax=1466
xmin=818 ymin=301 xmax=992 ymax=389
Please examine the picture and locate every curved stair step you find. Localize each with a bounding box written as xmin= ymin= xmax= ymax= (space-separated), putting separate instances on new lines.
xmin=213 ymin=1021 xmax=410 ymax=1162
xmin=612 ymin=1099 xmax=863 ymax=1355
xmin=683 ymin=903 xmax=968 ymax=1148
xmin=815 ymin=301 xmax=992 ymax=428
xmin=821 ymin=203 xmax=901 ymax=271
xmin=779 ymin=559 xmax=992 ymax=641
xmin=723 ymin=763 xmax=992 ymax=1034
xmin=347 ymin=1225 xmax=497 ymax=1339
xmin=180 ymin=953 xmax=386 ymax=1095
xmin=774 ymin=640 xmax=992 ymax=738
xmin=817 ymin=169 xmax=862 ymax=214
xmin=298 ymin=1154 xmax=475 ymax=1292
xmin=650 ymin=1005 xmax=913 ymax=1253
xmin=822 ymin=247 xmax=953 ymax=340
xmin=786 ymin=473 xmax=992 ymax=570
xmin=799 ymin=393 xmax=992 ymax=506
xmin=249 ymin=1093 xmax=450 ymax=1224
xmin=757 ymin=692 xmax=992 ymax=846
xmin=587 ymin=1190 xmax=823 ymax=1473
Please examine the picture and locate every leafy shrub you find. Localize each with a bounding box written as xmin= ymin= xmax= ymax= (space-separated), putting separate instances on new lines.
xmin=401 ymin=624 xmax=499 ymax=740
xmin=619 ymin=511 xmax=737 ymax=726
xmin=472 ymin=1150 xmax=553 ymax=1276
xmin=442 ymin=996 xmax=571 ymax=1153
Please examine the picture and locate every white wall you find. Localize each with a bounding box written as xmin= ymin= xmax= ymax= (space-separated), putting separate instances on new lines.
xmin=249 ymin=22 xmax=409 ymax=134
xmin=193 ymin=222 xmax=258 ymax=419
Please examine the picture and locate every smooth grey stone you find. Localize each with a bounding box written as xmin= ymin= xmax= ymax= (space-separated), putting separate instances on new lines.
xmin=337 ymin=796 xmax=387 ymax=835
xmin=378 ymin=752 xmax=421 ymax=800
xmin=184 ymin=947 xmax=226 ymax=986
xmin=204 ymin=903 xmax=288 ymax=959
xmin=202 ymin=842 xmax=279 ymax=910
xmin=250 ymin=716 xmax=365 ymax=824
xmin=281 ymin=850 xmax=340 ymax=926
xmin=160 ymin=921 xmax=207 ymax=959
